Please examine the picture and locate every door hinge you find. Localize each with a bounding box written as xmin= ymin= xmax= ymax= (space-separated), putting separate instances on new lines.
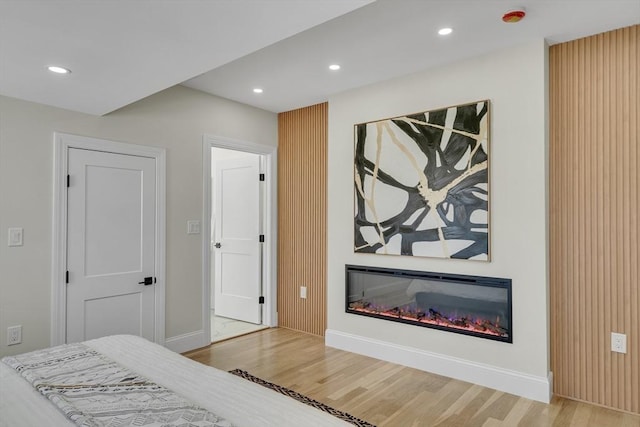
xmin=65 ymin=270 xmax=69 ymax=284
xmin=259 ymin=234 xmax=264 ymax=243
xmin=67 ymin=174 xmax=70 ymax=188
xmin=259 ymin=173 xmax=265 ymax=181
xmin=259 ymin=296 xmax=265 ymax=304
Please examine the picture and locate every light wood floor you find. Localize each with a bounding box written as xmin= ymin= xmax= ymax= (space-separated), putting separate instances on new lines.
xmin=185 ymin=328 xmax=640 ymax=427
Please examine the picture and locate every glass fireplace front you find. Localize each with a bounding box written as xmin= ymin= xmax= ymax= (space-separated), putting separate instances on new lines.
xmin=346 ymin=265 xmax=512 ymax=343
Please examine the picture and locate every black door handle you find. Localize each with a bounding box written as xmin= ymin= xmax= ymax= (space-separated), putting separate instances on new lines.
xmin=138 ymin=277 xmax=155 ymax=286
xmin=214 ymin=242 xmax=221 ymax=248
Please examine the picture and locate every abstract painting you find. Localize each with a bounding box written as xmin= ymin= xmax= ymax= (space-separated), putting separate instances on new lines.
xmin=354 ymin=100 xmax=490 ymax=260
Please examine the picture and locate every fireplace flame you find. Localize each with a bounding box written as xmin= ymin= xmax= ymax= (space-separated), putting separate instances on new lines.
xmin=349 ymin=301 xmax=508 ymax=338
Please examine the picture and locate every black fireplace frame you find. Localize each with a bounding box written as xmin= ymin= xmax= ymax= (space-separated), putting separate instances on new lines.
xmin=345 ymin=265 xmax=513 ymax=343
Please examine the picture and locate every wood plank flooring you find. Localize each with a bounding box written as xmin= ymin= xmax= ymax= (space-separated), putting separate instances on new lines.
xmin=185 ymin=328 xmax=640 ymax=427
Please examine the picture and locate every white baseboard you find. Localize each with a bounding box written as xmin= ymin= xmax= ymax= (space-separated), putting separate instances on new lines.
xmin=164 ymin=330 xmax=208 ymax=354
xmin=325 ymin=329 xmax=552 ymax=403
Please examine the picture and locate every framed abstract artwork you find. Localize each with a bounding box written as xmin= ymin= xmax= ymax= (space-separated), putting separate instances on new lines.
xmin=354 ymin=100 xmax=490 ymax=260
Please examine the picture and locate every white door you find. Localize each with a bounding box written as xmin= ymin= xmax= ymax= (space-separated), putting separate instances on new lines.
xmin=66 ymin=148 xmax=156 ymax=343
xmin=213 ymin=155 xmax=262 ymax=324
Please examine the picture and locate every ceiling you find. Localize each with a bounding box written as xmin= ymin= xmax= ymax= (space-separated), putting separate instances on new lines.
xmin=1 ymin=1 xmax=638 ymax=116
xmin=0 ymin=0 xmax=372 ymax=115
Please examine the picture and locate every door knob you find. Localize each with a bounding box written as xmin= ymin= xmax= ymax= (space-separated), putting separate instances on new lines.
xmin=138 ymin=277 xmax=155 ymax=286
xmin=214 ymin=242 xmax=221 ymax=248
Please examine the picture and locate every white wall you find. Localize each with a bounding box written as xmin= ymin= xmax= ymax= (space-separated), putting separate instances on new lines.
xmin=327 ymin=40 xmax=550 ymax=400
xmin=0 ymin=85 xmax=277 ymax=357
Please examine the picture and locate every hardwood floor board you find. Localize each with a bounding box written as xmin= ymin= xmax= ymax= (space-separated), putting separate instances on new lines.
xmin=300 ymin=357 xmax=391 ymax=399
xmin=384 ymin=380 xmax=475 ymax=426
xmin=551 ymin=398 xmax=580 ymax=426
xmin=464 ymin=392 xmax=520 ymax=425
xmin=349 ymin=382 xmax=433 ymax=424
xmin=433 ymin=387 xmax=496 ymax=427
xmin=473 ymin=390 xmax=504 ymax=416
xmin=367 ymin=370 xmax=443 ymax=416
xmin=185 ymin=328 xmax=640 ymax=426
xmin=621 ymin=413 xmax=640 ymax=427
xmin=300 ymin=373 xmax=357 ymax=398
xmin=496 ymin=397 xmax=534 ymax=425
xmin=419 ymin=371 xmax=454 ymax=393
xmin=271 ymin=358 xmax=331 ymax=385
xmin=353 ymin=361 xmax=406 ymax=390
xmin=570 ymin=401 xmax=594 ymax=426
xmin=588 ymin=405 xmax=640 ymax=427
xmin=588 ymin=408 xmax=623 ymax=426
xmin=328 ymin=385 xmax=370 ymax=409
xmin=298 ymin=348 xmax=352 ymax=377
xmin=364 ymin=387 xmax=438 ymax=426
xmin=323 ymin=367 xmax=392 ymax=400
xmin=385 ymin=385 xmax=494 ymax=427
xmin=327 ymin=383 xmax=394 ymax=413
xmin=385 ymin=390 xmax=445 ymax=427
xmin=516 ymin=399 xmax=562 ymax=427
xmin=480 ymin=418 xmax=505 ymax=427
xmin=327 ymin=370 xmax=421 ymax=417
xmin=432 ymin=384 xmax=485 ymax=423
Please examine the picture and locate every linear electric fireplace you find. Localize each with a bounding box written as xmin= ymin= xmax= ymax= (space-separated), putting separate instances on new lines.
xmin=346 ymin=265 xmax=512 ymax=343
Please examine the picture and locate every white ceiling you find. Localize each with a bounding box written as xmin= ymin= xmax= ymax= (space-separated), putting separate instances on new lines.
xmin=0 ymin=0 xmax=372 ymax=115
xmin=1 ymin=0 xmax=638 ymax=116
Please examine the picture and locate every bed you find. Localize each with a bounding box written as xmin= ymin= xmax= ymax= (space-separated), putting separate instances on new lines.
xmin=0 ymin=335 xmax=355 ymax=426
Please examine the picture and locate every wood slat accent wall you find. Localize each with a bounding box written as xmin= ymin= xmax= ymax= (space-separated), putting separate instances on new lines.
xmin=550 ymin=25 xmax=639 ymax=414
xmin=277 ymin=103 xmax=328 ymax=336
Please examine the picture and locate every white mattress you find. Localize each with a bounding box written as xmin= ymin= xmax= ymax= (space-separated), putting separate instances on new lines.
xmin=0 ymin=335 xmax=352 ymax=427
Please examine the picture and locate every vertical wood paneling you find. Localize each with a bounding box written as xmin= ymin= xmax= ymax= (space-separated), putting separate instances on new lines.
xmin=550 ymin=25 xmax=639 ymax=414
xmin=277 ymin=103 xmax=327 ymax=336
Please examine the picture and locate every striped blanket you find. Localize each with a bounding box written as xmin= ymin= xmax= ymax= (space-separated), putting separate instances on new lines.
xmin=1 ymin=343 xmax=232 ymax=427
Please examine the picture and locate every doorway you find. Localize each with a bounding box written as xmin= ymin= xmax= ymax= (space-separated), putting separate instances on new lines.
xmin=210 ymin=148 xmax=267 ymax=341
xmin=66 ymin=148 xmax=157 ymax=343
xmin=202 ymin=135 xmax=277 ymax=344
xmin=52 ymin=133 xmax=166 ymax=346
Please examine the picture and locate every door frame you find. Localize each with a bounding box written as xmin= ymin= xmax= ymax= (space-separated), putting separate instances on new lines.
xmin=202 ymin=135 xmax=277 ymax=341
xmin=51 ymin=132 xmax=166 ymax=346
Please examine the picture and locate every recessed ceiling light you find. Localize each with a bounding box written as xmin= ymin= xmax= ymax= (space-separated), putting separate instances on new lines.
xmin=329 ymin=64 xmax=341 ymax=71
xmin=253 ymin=88 xmax=263 ymax=94
xmin=438 ymin=27 xmax=453 ymax=36
xmin=47 ymin=65 xmax=71 ymax=74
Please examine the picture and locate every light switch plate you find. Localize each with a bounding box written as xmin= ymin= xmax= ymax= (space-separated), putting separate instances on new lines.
xmin=187 ymin=220 xmax=200 ymax=234
xmin=8 ymin=228 xmax=23 ymax=246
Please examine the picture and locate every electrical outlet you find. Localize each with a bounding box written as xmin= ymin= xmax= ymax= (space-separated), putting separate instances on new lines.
xmin=300 ymin=286 xmax=307 ymax=299
xmin=7 ymin=325 xmax=22 ymax=346
xmin=611 ymin=332 xmax=627 ymax=354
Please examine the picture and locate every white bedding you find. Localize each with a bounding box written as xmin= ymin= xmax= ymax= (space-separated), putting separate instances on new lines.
xmin=0 ymin=335 xmax=352 ymax=427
